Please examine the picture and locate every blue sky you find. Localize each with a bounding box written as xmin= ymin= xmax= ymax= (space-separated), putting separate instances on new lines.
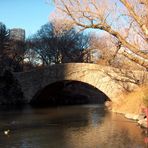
xmin=0 ymin=0 xmax=54 ymax=37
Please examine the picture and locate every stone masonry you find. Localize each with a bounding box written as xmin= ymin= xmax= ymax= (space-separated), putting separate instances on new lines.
xmin=13 ymin=63 xmax=148 ymax=103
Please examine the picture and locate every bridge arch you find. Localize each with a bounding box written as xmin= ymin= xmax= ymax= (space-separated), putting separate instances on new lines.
xmin=30 ymin=80 xmax=110 ymax=106
xmin=14 ymin=63 xmax=145 ymax=104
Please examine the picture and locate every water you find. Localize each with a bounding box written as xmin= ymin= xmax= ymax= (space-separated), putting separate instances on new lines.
xmin=0 ymin=105 xmax=147 ymax=148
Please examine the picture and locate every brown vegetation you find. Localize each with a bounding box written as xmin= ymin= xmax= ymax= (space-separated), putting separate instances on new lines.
xmin=112 ymin=85 xmax=148 ymax=114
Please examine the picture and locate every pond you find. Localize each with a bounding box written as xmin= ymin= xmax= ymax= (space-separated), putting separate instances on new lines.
xmin=0 ymin=105 xmax=147 ymax=148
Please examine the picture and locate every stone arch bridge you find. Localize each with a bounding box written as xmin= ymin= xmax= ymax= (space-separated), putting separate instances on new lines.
xmin=14 ymin=63 xmax=148 ymax=103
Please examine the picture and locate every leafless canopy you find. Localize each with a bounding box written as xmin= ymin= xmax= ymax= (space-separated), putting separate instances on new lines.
xmin=51 ymin=0 xmax=148 ymax=70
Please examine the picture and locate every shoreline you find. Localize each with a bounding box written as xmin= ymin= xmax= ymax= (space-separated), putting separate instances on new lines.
xmin=112 ymin=110 xmax=148 ymax=128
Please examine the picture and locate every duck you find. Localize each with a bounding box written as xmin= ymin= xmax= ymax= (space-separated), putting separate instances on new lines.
xmin=4 ymin=129 xmax=10 ymax=135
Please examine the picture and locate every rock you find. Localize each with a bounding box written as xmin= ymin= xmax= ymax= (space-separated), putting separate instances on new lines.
xmin=137 ymin=114 xmax=146 ymax=120
xmin=125 ymin=114 xmax=136 ymax=120
xmin=124 ymin=112 xmax=148 ymax=128
xmin=138 ymin=118 xmax=147 ymax=128
xmin=124 ymin=113 xmax=146 ymax=121
xmin=105 ymin=101 xmax=112 ymax=110
xmin=133 ymin=115 xmax=139 ymax=120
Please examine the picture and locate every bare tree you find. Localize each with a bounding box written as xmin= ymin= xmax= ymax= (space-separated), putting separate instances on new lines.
xmin=9 ymin=40 xmax=26 ymax=66
xmin=28 ymin=21 xmax=90 ymax=65
xmin=51 ymin=0 xmax=148 ymax=70
xmin=0 ymin=22 xmax=25 ymax=72
xmin=89 ymin=33 xmax=120 ymax=65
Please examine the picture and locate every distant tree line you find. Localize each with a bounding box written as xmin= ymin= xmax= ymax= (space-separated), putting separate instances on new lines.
xmin=0 ymin=22 xmax=92 ymax=72
xmin=1 ymin=19 xmax=147 ymax=73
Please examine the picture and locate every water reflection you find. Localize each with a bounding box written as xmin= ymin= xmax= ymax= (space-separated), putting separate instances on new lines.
xmin=0 ymin=105 xmax=146 ymax=148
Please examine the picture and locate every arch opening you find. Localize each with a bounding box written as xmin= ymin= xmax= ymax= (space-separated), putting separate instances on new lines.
xmin=30 ymin=80 xmax=110 ymax=107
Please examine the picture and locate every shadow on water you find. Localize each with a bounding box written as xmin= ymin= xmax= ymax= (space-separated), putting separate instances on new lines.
xmin=30 ymin=80 xmax=110 ymax=107
xmin=0 ymin=104 xmax=107 ymax=136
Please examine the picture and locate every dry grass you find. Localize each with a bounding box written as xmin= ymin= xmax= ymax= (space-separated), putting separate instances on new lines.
xmin=112 ymin=85 xmax=148 ymax=114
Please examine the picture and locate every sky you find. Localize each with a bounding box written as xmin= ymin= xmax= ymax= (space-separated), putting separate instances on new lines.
xmin=0 ymin=0 xmax=54 ymax=37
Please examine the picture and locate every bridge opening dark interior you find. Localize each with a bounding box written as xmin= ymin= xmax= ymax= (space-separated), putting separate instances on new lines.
xmin=30 ymin=80 xmax=110 ymax=107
